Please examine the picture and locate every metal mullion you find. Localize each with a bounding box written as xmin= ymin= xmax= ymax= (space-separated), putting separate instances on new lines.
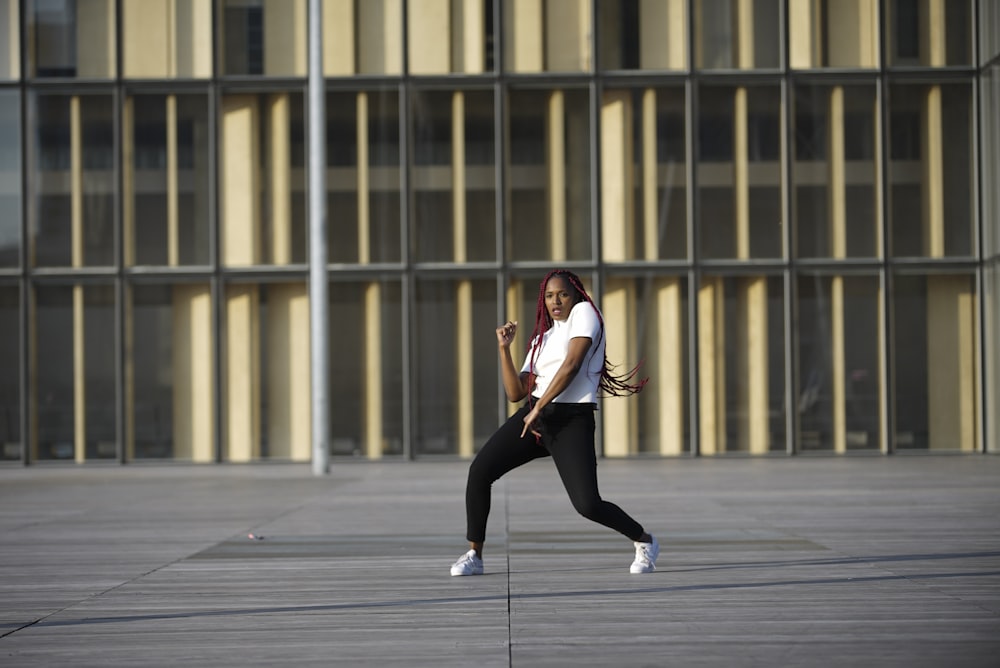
xmin=781 ymin=0 xmax=797 ymax=455
xmin=209 ymin=1 xmax=223 ymax=464
xmin=877 ymin=0 xmax=894 ymax=455
xmin=113 ymin=1 xmax=126 ymax=463
xmin=686 ymin=0 xmax=701 ymax=458
xmin=400 ymin=0 xmax=414 ymax=459
xmin=590 ymin=0 xmax=604 ymax=454
xmin=18 ymin=10 xmax=30 ymax=465
xmin=494 ymin=0 xmax=508 ymax=428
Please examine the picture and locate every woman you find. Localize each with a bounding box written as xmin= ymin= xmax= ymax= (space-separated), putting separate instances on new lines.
xmin=450 ymin=270 xmax=659 ymax=576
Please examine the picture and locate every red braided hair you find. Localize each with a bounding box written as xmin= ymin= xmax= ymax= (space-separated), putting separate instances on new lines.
xmin=525 ymin=270 xmax=648 ymax=399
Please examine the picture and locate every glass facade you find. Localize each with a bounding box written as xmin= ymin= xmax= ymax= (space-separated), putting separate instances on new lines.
xmin=0 ymin=0 xmax=994 ymax=464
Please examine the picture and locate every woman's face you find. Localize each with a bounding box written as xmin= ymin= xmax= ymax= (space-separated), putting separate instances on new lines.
xmin=544 ymin=276 xmax=578 ymax=322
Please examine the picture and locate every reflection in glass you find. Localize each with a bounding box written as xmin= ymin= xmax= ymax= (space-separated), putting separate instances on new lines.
xmin=220 ymin=92 xmax=306 ymax=267
xmin=34 ymin=284 xmax=116 ymax=462
xmin=122 ymin=0 xmax=212 ymax=78
xmin=695 ymin=0 xmax=780 ymax=70
xmin=793 ymin=84 xmax=879 ymax=258
xmin=508 ymin=88 xmax=592 ymax=262
xmin=698 ymin=85 xmax=782 ymax=259
xmin=412 ymin=88 xmax=496 ymax=263
xmin=126 ymin=94 xmax=210 ymax=266
xmin=414 ymin=278 xmax=498 ymax=457
xmin=601 ymin=87 xmax=687 ymax=262
xmin=797 ymin=275 xmax=880 ymax=452
xmin=598 ymin=0 xmax=687 ymax=71
xmin=29 ymin=0 xmax=116 ymax=78
xmin=889 ymin=83 xmax=973 ymax=258
xmin=328 ymin=279 xmax=403 ymax=458
xmin=326 ymin=89 xmax=401 ymax=264
xmin=698 ymin=275 xmax=785 ymax=454
xmin=894 ymin=274 xmax=977 ymax=451
xmin=886 ymin=0 xmax=971 ymax=66
xmin=31 ymin=93 xmax=115 ymax=267
xmin=0 ymin=90 xmax=21 ymax=267
xmin=220 ymin=0 xmax=305 ymax=76
xmin=0 ymin=285 xmax=19 ymax=460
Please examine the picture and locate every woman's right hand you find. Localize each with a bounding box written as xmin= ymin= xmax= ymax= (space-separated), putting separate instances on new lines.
xmin=496 ymin=320 xmax=517 ymax=348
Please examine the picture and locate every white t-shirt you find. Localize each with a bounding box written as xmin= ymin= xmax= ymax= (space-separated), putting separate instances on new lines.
xmin=520 ymin=301 xmax=604 ymax=404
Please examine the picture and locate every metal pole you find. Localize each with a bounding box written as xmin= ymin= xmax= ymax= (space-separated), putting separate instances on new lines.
xmin=308 ymin=0 xmax=329 ymax=475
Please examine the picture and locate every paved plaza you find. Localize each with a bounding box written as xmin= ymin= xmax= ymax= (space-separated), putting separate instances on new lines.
xmin=1 ymin=456 xmax=999 ymax=666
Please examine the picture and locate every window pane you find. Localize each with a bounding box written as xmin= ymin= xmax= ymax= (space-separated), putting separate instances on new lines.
xmin=408 ymin=0 xmax=491 ymax=74
xmin=329 ymin=279 xmax=403 ymax=458
xmin=0 ymin=90 xmax=21 ymax=267
xmin=220 ymin=92 xmax=306 ymax=266
xmin=0 ymin=284 xmax=19 ymax=461
xmin=793 ymin=84 xmax=879 ymax=258
xmin=789 ymin=0 xmax=878 ymax=69
xmin=508 ymin=88 xmax=592 ymax=262
xmin=986 ymin=264 xmax=1000 ymax=454
xmin=412 ymin=89 xmax=496 ymax=263
xmin=34 ymin=284 xmax=116 ymax=462
xmin=983 ymin=65 xmax=1000 ymax=260
xmin=889 ymin=83 xmax=974 ymax=258
xmin=696 ymin=0 xmax=780 ymax=70
xmin=602 ymin=87 xmax=687 ymax=262
xmin=31 ymin=93 xmax=115 ymax=268
xmin=0 ymin=0 xmax=20 ymax=80
xmin=29 ymin=0 xmax=116 ymax=78
xmin=220 ymin=0 xmax=305 ymax=76
xmin=504 ymin=0 xmax=591 ymax=73
xmin=326 ymin=89 xmax=402 ymax=264
xmin=130 ymin=283 xmax=213 ymax=461
xmin=797 ymin=275 xmax=881 ymax=452
xmin=598 ymin=0 xmax=687 ymax=71
xmin=698 ymin=85 xmax=782 ymax=259
xmin=698 ymin=275 xmax=786 ymax=454
xmin=894 ymin=274 xmax=977 ymax=451
xmin=604 ymin=274 xmax=690 ymax=455
xmin=414 ymin=277 xmax=498 ymax=456
xmin=887 ymin=0 xmax=972 ymax=66
xmin=122 ymin=0 xmax=212 ymax=78
xmin=126 ymin=94 xmax=211 ymax=266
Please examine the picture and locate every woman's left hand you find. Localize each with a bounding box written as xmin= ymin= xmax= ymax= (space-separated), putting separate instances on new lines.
xmin=521 ymin=406 xmax=543 ymax=441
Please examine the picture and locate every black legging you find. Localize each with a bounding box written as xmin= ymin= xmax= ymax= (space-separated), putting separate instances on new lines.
xmin=465 ymin=402 xmax=645 ymax=544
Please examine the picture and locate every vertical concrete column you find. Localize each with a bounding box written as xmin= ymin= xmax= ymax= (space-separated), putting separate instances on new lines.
xmin=323 ymin=0 xmax=355 ymax=74
xmin=733 ymin=88 xmax=750 ymax=259
xmin=454 ymin=0 xmax=485 ymax=73
xmin=547 ymin=91 xmax=567 ymax=261
xmin=641 ymin=89 xmax=658 ymax=259
xmin=0 ymin=0 xmax=19 ymax=79
xmin=453 ymin=91 xmax=475 ymax=457
xmin=828 ymin=0 xmax=877 ymax=68
xmin=70 ymin=96 xmax=86 ymax=463
xmin=698 ymin=277 xmax=726 ymax=454
xmin=927 ymin=277 xmax=976 ymax=450
xmin=264 ymin=0 xmax=306 ymax=75
xmin=650 ymin=277 xmax=685 ymax=454
xmin=122 ymin=98 xmax=135 ymax=266
xmin=222 ymin=96 xmax=262 ymax=461
xmin=167 ymin=95 xmax=180 ymax=266
xmin=77 ymin=0 xmax=114 ymax=77
xmin=736 ymin=277 xmax=769 ymax=453
xmin=123 ymin=0 xmax=170 ymax=77
xmin=409 ymin=0 xmax=450 ymax=74
xmin=640 ymin=0 xmax=686 ymax=69
xmin=175 ymin=0 xmax=213 ymax=77
xmin=736 ymin=0 xmax=755 ymax=69
xmin=545 ymin=0 xmax=590 ymax=71
xmin=504 ymin=0 xmax=543 ymax=72
xmin=789 ymin=0 xmax=818 ymax=68
xmin=267 ymin=284 xmax=311 ymax=460
xmin=172 ymin=285 xmax=214 ymax=462
xmin=269 ymin=93 xmax=292 ymax=265
xmin=356 ymin=92 xmax=384 ymax=459
xmin=359 ymin=0 xmax=403 ymax=74
xmin=603 ymin=278 xmax=637 ymax=456
xmin=829 ymin=86 xmax=848 ymax=453
xmin=226 ymin=285 xmax=261 ymax=462
xmin=506 ymin=281 xmax=526 ymax=418
xmin=601 ymin=89 xmax=634 ymax=262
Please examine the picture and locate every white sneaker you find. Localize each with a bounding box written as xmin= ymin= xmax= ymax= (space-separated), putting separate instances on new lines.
xmin=630 ymin=535 xmax=659 ymax=574
xmin=450 ymin=549 xmax=484 ymax=576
